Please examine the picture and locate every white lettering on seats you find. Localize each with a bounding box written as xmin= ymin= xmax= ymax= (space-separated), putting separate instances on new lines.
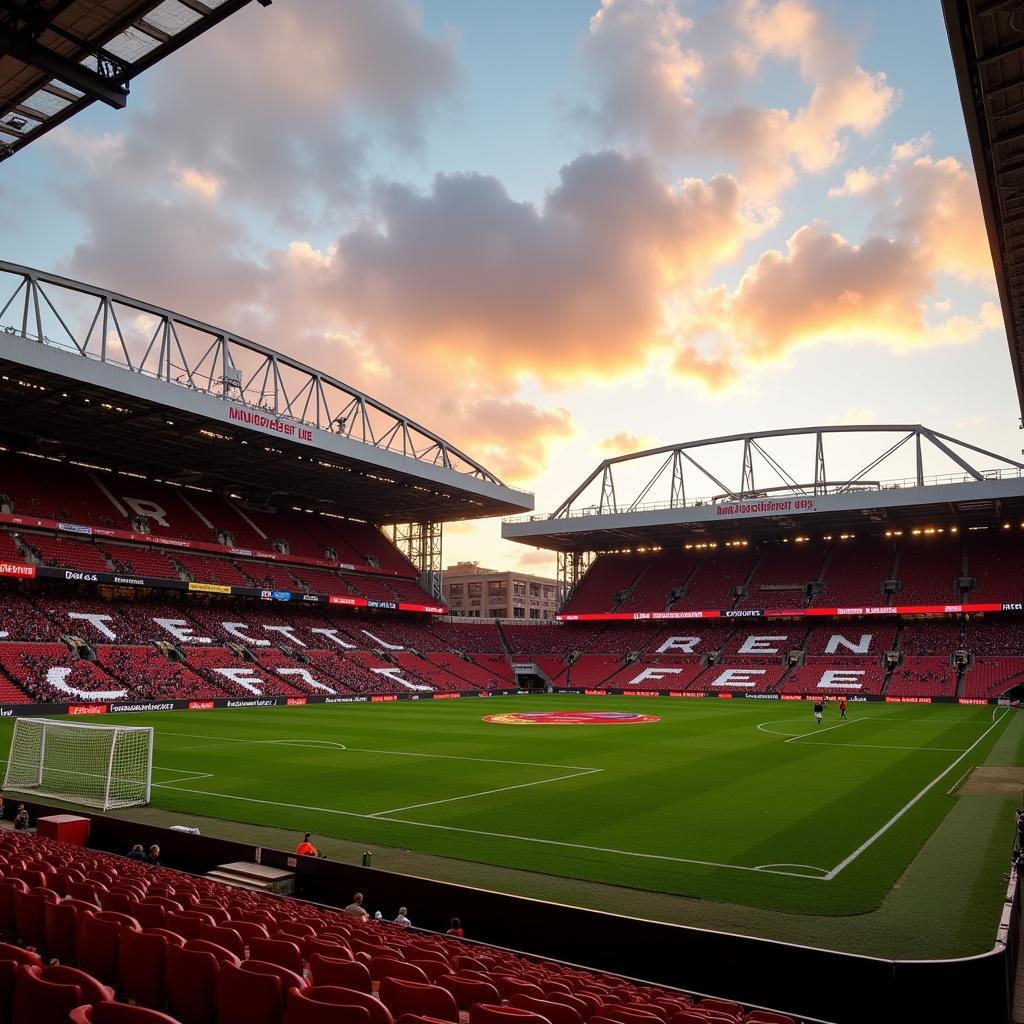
xmin=372 ymin=667 xmax=432 ymax=691
xmin=709 ymin=668 xmax=765 ymax=688
xmin=362 ymin=630 xmax=403 ymax=651
xmin=655 ymin=636 xmax=700 ymax=654
xmin=816 ymin=670 xmax=865 ymax=690
xmin=625 ymin=666 xmax=684 ymax=686
xmin=824 ymin=634 xmax=872 ymax=655
xmin=310 ymin=628 xmax=356 ymax=649
xmin=212 ymin=667 xmax=264 ymax=695
xmin=738 ymin=635 xmax=788 ymax=655
xmin=222 ymin=622 xmax=270 ymax=647
xmin=46 ymin=667 xmax=126 ymax=701
xmin=67 ymin=613 xmax=117 ymax=640
xmin=277 ymin=668 xmax=336 ymax=694
xmin=264 ymin=625 xmax=305 ymax=647
xmin=123 ymin=497 xmax=170 ymax=528
xmin=154 ymin=619 xmax=211 ymax=644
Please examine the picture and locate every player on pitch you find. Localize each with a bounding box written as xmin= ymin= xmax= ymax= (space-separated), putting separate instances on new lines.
xmin=838 ymin=696 xmax=848 ymax=720
xmin=813 ymin=699 xmax=824 ymax=725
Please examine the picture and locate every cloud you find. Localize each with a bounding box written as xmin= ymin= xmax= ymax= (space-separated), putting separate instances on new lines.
xmin=514 ymin=548 xmax=559 ymax=574
xmin=829 ymin=143 xmax=993 ymax=284
xmin=598 ymin=431 xmax=655 ymax=455
xmin=579 ymin=0 xmax=896 ymax=198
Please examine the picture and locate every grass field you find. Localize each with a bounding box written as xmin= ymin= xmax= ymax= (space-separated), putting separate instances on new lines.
xmin=2 ymin=697 xmax=1020 ymax=951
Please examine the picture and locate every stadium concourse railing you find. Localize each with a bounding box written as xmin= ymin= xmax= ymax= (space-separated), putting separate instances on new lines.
xmin=3 ymin=799 xmax=1020 ymax=1024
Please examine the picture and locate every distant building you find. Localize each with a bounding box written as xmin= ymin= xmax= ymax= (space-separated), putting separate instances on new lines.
xmin=443 ymin=561 xmax=560 ymax=619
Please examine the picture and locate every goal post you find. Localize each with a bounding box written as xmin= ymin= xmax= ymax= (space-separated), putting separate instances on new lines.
xmin=3 ymin=719 xmax=153 ymax=810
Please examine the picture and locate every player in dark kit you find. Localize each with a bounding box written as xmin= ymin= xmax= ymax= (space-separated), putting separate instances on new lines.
xmin=839 ymin=696 xmax=848 ymax=720
xmin=814 ymin=699 xmax=824 ymax=724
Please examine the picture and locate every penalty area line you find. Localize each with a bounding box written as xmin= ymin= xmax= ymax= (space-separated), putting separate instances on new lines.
xmin=825 ymin=708 xmax=1012 ymax=880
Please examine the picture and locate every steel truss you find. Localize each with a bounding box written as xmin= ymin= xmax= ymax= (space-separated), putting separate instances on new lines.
xmin=390 ymin=522 xmax=443 ymax=601
xmin=0 ymin=262 xmax=502 ymax=485
xmin=549 ymin=425 xmax=1024 ymax=520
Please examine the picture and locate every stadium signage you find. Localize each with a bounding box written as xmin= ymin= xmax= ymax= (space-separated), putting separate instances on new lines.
xmin=113 ymin=576 xmax=145 ymax=587
xmin=1002 ymin=603 xmax=1024 ymax=611
xmin=432 ymin=693 xmax=461 ymax=700
xmin=286 ymin=698 xmax=307 ymax=706
xmin=724 ymin=609 xmax=763 ymax=619
xmin=188 ymin=701 xmax=215 ymax=710
xmin=885 ymin=696 xmax=932 ymax=703
xmin=0 ymin=562 xmax=35 ymax=578
xmin=58 ymin=522 xmax=93 ymax=535
xmin=371 ymin=695 xmax=398 ymax=702
xmin=958 ymin=698 xmax=988 ymax=705
xmin=368 ymin=600 xmax=398 ymax=610
xmin=111 ymin=703 xmax=173 ymax=713
xmin=63 ymin=570 xmax=98 ymax=582
xmin=225 ymin=699 xmax=276 ymax=708
xmin=189 ymin=582 xmax=232 ymax=595
xmin=68 ymin=704 xmax=108 ymax=715
xmin=743 ymin=693 xmax=780 ymax=699
xmin=558 ymin=601 xmax=1009 ymax=622
xmin=272 ymin=591 xmax=292 ymax=602
xmin=227 ymin=404 xmax=314 ymax=443
xmin=714 ymin=498 xmax=815 ymax=518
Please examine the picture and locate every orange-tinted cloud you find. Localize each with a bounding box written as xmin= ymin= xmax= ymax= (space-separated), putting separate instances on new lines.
xmin=598 ymin=431 xmax=656 ymax=455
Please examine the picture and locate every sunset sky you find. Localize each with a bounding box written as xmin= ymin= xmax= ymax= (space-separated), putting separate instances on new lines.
xmin=0 ymin=0 xmax=1017 ymax=577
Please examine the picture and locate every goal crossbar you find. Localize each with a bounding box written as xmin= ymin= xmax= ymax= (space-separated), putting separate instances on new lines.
xmin=3 ymin=718 xmax=153 ymax=810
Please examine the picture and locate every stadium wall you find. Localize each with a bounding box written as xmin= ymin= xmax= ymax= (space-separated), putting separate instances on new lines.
xmin=5 ymin=801 xmax=1019 ymax=1024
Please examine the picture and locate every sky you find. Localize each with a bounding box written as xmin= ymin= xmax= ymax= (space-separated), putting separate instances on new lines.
xmin=0 ymin=0 xmax=1017 ymax=578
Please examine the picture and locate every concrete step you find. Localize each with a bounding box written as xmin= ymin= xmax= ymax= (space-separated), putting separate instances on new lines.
xmin=207 ymin=860 xmax=295 ymax=895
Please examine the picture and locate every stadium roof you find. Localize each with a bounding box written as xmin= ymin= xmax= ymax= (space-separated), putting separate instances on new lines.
xmin=944 ymin=0 xmax=1024 ymax=419
xmin=0 ymin=0 xmax=267 ymax=162
xmin=502 ymin=425 xmax=1024 ymax=552
xmin=0 ymin=261 xmax=533 ymax=524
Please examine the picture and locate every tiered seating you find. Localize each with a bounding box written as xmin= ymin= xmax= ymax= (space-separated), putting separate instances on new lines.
xmin=180 ymin=649 xmax=306 ymax=699
xmin=558 ymin=656 xmax=626 ymax=687
xmin=104 ymin=479 xmax=214 ymax=542
xmin=242 ymin=564 xmax=301 ymax=593
xmin=0 ymin=593 xmax=62 ymax=642
xmin=291 ymin=567 xmax=354 ymax=597
xmin=0 ymin=455 xmax=117 ymax=524
xmin=700 ymin=661 xmax=787 ymax=692
xmin=615 ymin=551 xmax=698 ymax=612
xmin=387 ymin=578 xmax=438 ymax=605
xmin=0 ymin=530 xmax=24 ymax=562
xmin=900 ymin=621 xmax=962 ymax=655
xmin=392 ymin=652 xmax=477 ymax=692
xmin=895 ymin=538 xmax=962 ymax=604
xmin=722 ymin=629 xmax=804 ymax=659
xmin=183 ymin=492 xmax=268 ymax=549
xmin=234 ymin=508 xmax=326 ymax=559
xmin=966 ymin=530 xmax=1024 ymax=603
xmin=0 ymin=644 xmax=123 ymax=702
xmin=341 ymin=522 xmax=417 ymax=574
xmin=779 ymin=662 xmax=887 ymax=695
xmin=503 ymin=625 xmax=595 ymax=656
xmin=561 ymin=557 xmax=642 ymax=614
xmin=671 ymin=547 xmax=757 ymax=611
xmin=102 ymin=546 xmax=181 ymax=580
xmin=425 ymin=621 xmax=505 ymax=654
xmin=465 ymin=654 xmax=516 ymax=686
xmin=22 ymin=534 xmax=111 ymax=573
xmin=346 ymin=576 xmax=402 ymax=604
xmin=963 ymin=657 xmax=1024 ymax=699
xmin=601 ymin=659 xmax=707 ymax=691
xmin=0 ymin=828 xmax=799 ymax=1024
xmin=814 ymin=540 xmax=892 ymax=606
xmin=887 ymin=656 xmax=958 ymax=697
xmin=97 ymin=647 xmax=225 ymax=700
xmin=802 ymin=624 xmax=895 ymax=656
xmin=736 ymin=542 xmax=825 ymax=609
xmin=174 ymin=555 xmax=254 ymax=588
xmin=964 ymin=618 xmax=1024 ymax=656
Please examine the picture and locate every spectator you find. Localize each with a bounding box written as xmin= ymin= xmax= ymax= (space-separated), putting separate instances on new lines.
xmin=394 ymin=907 xmax=411 ymax=928
xmin=13 ymin=804 xmax=29 ymax=831
xmin=373 ymin=911 xmax=383 ymax=922
xmin=344 ymin=892 xmax=369 ymax=919
xmin=146 ymin=844 xmax=161 ymax=866
xmin=127 ymin=844 xmax=147 ymax=862
xmin=295 ymin=832 xmax=318 ymax=857
xmin=447 ymin=917 xmax=463 ymax=937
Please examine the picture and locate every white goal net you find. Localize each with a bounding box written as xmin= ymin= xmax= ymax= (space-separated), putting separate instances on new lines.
xmin=3 ymin=719 xmax=153 ymax=810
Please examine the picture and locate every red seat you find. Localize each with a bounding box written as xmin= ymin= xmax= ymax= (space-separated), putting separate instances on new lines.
xmin=307 ymin=937 xmax=353 ymax=961
xmin=166 ymin=911 xmax=213 ymax=941
xmin=77 ymin=914 xmax=127 ymax=985
xmin=43 ymin=901 xmax=78 ymax=963
xmin=186 ymin=938 xmax=241 ymax=966
xmin=408 ymin=959 xmax=451 ymax=982
xmin=249 ymin=936 xmax=305 ymax=974
xmin=284 ymin=988 xmax=371 ymax=1024
xmin=372 ymin=958 xmax=430 ymax=984
xmin=0 ymin=941 xmax=42 ymax=967
xmin=198 ymin=923 xmax=244 ymax=958
xmin=165 ymin=944 xmax=219 ymax=1024
xmin=242 ymin=958 xmax=307 ymax=996
xmin=67 ymin=881 xmax=105 ymax=906
xmin=217 ymin=961 xmax=283 ymax=1024
xmin=225 ymin=918 xmax=270 ymax=943
xmin=101 ymin=892 xmax=137 ymax=915
xmin=469 ymin=1005 xmax=551 ymax=1024
xmin=118 ymin=929 xmax=168 ymax=1010
xmin=13 ymin=887 xmax=56 ymax=952
xmin=308 ymin=953 xmax=373 ymax=993
xmin=278 ymin=920 xmax=316 ymax=940
xmin=12 ymin=964 xmax=81 ymax=1024
xmin=453 ymin=957 xmax=488 ymax=973
xmin=194 ymin=903 xmax=229 ymax=924
xmin=598 ymin=1008 xmax=664 ymax=1024
xmin=509 ymin=995 xmax=581 ymax=1024
xmin=695 ymin=1000 xmax=742 ymax=1020
xmin=132 ymin=903 xmax=167 ymax=930
xmin=548 ymin=993 xmax=594 ymax=1016
xmin=438 ymin=976 xmax=501 ymax=1013
xmin=70 ymin=1002 xmax=181 ymax=1024
xmin=744 ymin=1013 xmax=794 ymax=1024
xmin=494 ymin=977 xmax=545 ymax=1000
xmin=42 ymin=964 xmax=115 ymax=1006
xmin=299 ymin=986 xmax=394 ymax=1024
xmin=0 ymin=878 xmax=29 ymax=937
xmin=142 ymin=897 xmax=183 ymax=913
xmin=379 ymin=977 xmax=459 ymax=1022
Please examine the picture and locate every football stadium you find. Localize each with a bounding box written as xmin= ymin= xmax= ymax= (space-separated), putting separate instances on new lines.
xmin=0 ymin=1 xmax=1023 ymax=1023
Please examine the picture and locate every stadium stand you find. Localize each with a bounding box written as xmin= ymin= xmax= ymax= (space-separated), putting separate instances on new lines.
xmin=812 ymin=539 xmax=892 ymax=607
xmin=735 ymin=541 xmax=825 ymax=609
xmin=965 ymin=529 xmax=1024 ymax=603
xmin=963 ymin=657 xmax=1024 ymax=699
xmin=886 ymin=657 xmax=959 ymax=698
xmin=0 ymin=828 xmax=801 ymax=1024
xmin=561 ymin=557 xmax=643 ymax=614
xmin=614 ymin=551 xmax=698 ymax=612
xmin=779 ymin=662 xmax=887 ymax=695
xmin=671 ymin=546 xmax=758 ymax=612
xmin=895 ymin=537 xmax=962 ymax=604
xmin=802 ymin=624 xmax=895 ymax=656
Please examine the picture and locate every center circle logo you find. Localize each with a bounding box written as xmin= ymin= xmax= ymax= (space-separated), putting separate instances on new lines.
xmin=483 ymin=711 xmax=660 ymax=726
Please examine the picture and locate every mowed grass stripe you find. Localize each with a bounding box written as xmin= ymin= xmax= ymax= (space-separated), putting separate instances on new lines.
xmin=0 ymin=698 xmax=1013 ymax=916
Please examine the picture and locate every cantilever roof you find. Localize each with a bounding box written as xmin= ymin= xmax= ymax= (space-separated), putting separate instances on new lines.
xmin=0 ymin=0 xmax=264 ymax=162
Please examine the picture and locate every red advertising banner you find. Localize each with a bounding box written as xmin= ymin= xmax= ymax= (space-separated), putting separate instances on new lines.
xmin=0 ymin=562 xmax=35 ymax=578
xmin=286 ymin=698 xmax=308 ymax=706
xmin=371 ymin=695 xmax=398 ymax=702
xmin=68 ymin=705 xmax=108 ymax=715
xmin=188 ymin=701 xmax=215 ymax=711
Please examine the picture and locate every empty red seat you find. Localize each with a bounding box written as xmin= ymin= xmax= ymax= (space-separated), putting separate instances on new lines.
xmin=438 ymin=975 xmax=501 ymax=1012
xmin=13 ymin=888 xmax=57 ymax=952
xmin=372 ymin=958 xmax=431 ymax=984
xmin=284 ymin=988 xmax=371 ymax=1024
xmin=0 ymin=941 xmax=42 ymax=967
xmin=217 ymin=961 xmax=283 ymax=1024
xmin=118 ymin=928 xmax=169 ymax=1011
xmin=307 ymin=937 xmax=353 ymax=961
xmin=309 ymin=953 xmax=372 ymax=993
xmin=695 ymin=999 xmax=742 ymax=1020
xmin=297 ymin=986 xmax=395 ymax=1024
xmin=0 ymin=878 xmax=29 ymax=937
xmin=43 ymin=901 xmax=78 ymax=963
xmin=71 ymin=1002 xmax=181 ymax=1024
xmin=132 ymin=903 xmax=167 ymax=930
xmin=493 ymin=977 xmax=545 ymax=1000
xmin=166 ymin=911 xmax=213 ymax=941
xmin=225 ymin=918 xmax=270 ymax=943
xmin=186 ymin=938 xmax=241 ymax=966
xmin=198 ymin=923 xmax=244 ymax=958
xmin=509 ymin=995 xmax=582 ymax=1024
xmin=744 ymin=1012 xmax=795 ymax=1024
xmin=379 ymin=977 xmax=459 ymax=1022
xmin=166 ymin=944 xmax=219 ymax=1024
xmin=42 ymin=964 xmax=114 ymax=1006
xmin=249 ymin=936 xmax=305 ymax=974
xmin=469 ymin=1005 xmax=551 ymax=1024
xmin=278 ymin=920 xmax=316 ymax=940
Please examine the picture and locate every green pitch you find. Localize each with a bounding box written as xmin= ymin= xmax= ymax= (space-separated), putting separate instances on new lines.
xmin=3 ymin=697 xmax=1019 ymax=938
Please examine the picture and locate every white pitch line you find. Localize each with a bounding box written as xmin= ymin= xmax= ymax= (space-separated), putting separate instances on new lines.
xmin=153 ymin=772 xmax=214 ymax=788
xmin=784 ymin=718 xmax=863 ymax=744
xmin=790 ymin=741 xmax=968 ymax=753
xmin=155 ymin=731 xmax=595 ymax=772
xmin=368 ymin=768 xmax=603 ymax=817
xmin=150 ymin=782 xmax=827 ymax=879
xmin=825 ymin=708 xmax=1012 ymax=880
